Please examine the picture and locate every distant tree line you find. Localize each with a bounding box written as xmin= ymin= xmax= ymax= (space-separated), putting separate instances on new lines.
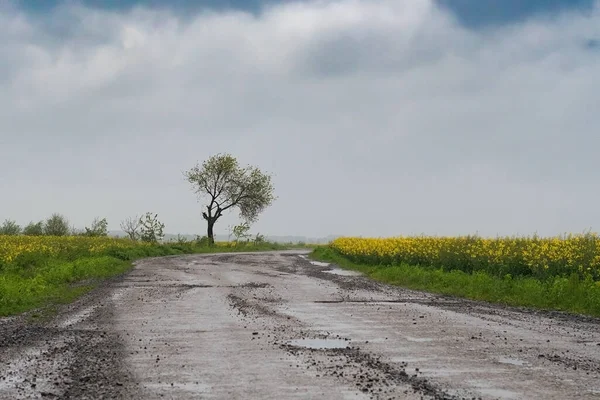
xmin=0 ymin=213 xmax=106 ymax=237
xmin=0 ymin=212 xmax=166 ymax=244
xmin=2 ymin=154 xmax=275 ymax=248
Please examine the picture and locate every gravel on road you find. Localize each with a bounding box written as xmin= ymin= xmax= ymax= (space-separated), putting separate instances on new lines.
xmin=1 ymin=250 xmax=599 ymax=399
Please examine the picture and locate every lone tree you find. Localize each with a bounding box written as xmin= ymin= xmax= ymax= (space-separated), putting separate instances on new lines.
xmin=184 ymin=154 xmax=275 ymax=245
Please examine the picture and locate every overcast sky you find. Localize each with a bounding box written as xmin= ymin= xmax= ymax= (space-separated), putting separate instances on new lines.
xmin=1 ymin=0 xmax=599 ymax=238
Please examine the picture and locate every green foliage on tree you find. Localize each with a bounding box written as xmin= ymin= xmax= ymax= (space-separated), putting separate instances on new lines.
xmin=232 ymin=222 xmax=252 ymax=243
xmin=43 ymin=213 xmax=70 ymax=236
xmin=253 ymin=232 xmax=266 ymax=244
xmin=184 ymin=154 xmax=275 ymax=245
xmin=23 ymin=221 xmax=44 ymax=236
xmin=84 ymin=217 xmax=108 ymax=237
xmin=139 ymin=212 xmax=165 ymax=243
xmin=0 ymin=219 xmax=21 ymax=236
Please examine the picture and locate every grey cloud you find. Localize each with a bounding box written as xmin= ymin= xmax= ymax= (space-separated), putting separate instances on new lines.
xmin=1 ymin=0 xmax=600 ymax=238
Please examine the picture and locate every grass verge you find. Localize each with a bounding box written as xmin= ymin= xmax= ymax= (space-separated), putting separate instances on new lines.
xmin=0 ymin=240 xmax=300 ymax=317
xmin=310 ymin=247 xmax=600 ymax=318
xmin=0 ymin=256 xmax=132 ymax=317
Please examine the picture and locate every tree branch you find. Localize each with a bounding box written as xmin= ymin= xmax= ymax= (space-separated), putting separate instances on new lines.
xmin=219 ymin=184 xmax=250 ymax=213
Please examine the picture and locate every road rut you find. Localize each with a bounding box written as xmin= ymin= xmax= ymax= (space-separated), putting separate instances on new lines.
xmin=1 ymin=250 xmax=599 ymax=399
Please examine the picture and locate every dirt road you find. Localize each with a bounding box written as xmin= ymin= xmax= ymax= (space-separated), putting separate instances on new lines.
xmin=1 ymin=250 xmax=600 ymax=399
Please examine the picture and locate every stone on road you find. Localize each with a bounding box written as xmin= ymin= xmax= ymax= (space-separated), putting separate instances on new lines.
xmin=1 ymin=250 xmax=600 ymax=399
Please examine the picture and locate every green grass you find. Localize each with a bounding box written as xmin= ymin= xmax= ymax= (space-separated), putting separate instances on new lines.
xmin=0 ymin=256 xmax=132 ymax=317
xmin=0 ymin=240 xmax=297 ymax=317
xmin=311 ymin=247 xmax=600 ymax=318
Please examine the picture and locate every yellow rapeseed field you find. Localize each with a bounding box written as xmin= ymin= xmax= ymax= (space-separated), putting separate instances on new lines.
xmin=0 ymin=235 xmax=146 ymax=266
xmin=331 ymin=234 xmax=600 ymax=280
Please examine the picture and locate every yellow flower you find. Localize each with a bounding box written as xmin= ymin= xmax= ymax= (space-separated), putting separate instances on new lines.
xmin=330 ymin=233 xmax=600 ymax=279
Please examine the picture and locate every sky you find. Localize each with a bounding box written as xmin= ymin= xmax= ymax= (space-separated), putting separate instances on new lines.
xmin=1 ymin=0 xmax=599 ymax=239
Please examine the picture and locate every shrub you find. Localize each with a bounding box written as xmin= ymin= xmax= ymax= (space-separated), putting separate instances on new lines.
xmin=44 ymin=213 xmax=70 ymax=236
xmin=0 ymin=220 xmax=21 ymax=236
xmin=23 ymin=221 xmax=44 ymax=236
xmin=139 ymin=212 xmax=165 ymax=243
xmin=84 ymin=217 xmax=109 ymax=237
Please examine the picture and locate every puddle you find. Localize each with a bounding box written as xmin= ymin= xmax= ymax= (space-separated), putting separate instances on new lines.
xmin=362 ymin=337 xmax=390 ymax=344
xmin=478 ymin=388 xmax=520 ymax=399
xmin=0 ymin=345 xmax=68 ymax=397
xmin=287 ymin=338 xmax=350 ymax=350
xmin=58 ymin=305 xmax=98 ymax=328
xmin=405 ymin=336 xmax=434 ymax=343
xmin=341 ymin=390 xmax=372 ymax=399
xmin=497 ymin=357 xmax=527 ymax=366
xmin=416 ymin=367 xmax=485 ymax=378
xmin=468 ymin=380 xmax=520 ymax=399
xmin=110 ymin=288 xmax=127 ymax=302
xmin=310 ymin=261 xmax=330 ymax=267
xmin=145 ymin=382 xmax=211 ymax=393
xmin=324 ymin=269 xmax=362 ymax=277
xmin=390 ymin=356 xmax=431 ymax=363
xmin=313 ymin=300 xmax=402 ymax=304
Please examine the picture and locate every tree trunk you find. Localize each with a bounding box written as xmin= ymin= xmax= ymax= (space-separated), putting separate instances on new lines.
xmin=207 ymin=219 xmax=215 ymax=246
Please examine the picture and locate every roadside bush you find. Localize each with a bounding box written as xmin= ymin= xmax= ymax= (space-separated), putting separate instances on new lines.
xmin=43 ymin=213 xmax=70 ymax=236
xmin=120 ymin=216 xmax=141 ymax=241
xmin=23 ymin=221 xmax=44 ymax=236
xmin=83 ymin=217 xmax=109 ymax=237
xmin=195 ymin=235 xmax=211 ymax=247
xmin=0 ymin=220 xmax=21 ymax=235
xmin=139 ymin=212 xmax=165 ymax=243
xmin=254 ymin=233 xmax=266 ymax=244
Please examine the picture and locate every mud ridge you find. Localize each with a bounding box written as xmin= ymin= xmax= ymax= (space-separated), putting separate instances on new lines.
xmin=279 ymin=338 xmax=460 ymax=400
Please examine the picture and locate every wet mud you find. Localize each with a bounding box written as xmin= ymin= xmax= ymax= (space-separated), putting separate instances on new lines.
xmin=1 ymin=250 xmax=599 ymax=399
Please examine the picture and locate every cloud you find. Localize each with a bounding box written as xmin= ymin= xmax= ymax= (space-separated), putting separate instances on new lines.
xmin=435 ymin=0 xmax=597 ymax=28
xmin=1 ymin=0 xmax=600 ymax=238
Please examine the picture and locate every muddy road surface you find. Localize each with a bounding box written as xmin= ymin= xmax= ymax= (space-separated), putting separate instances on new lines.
xmin=1 ymin=250 xmax=600 ymax=399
